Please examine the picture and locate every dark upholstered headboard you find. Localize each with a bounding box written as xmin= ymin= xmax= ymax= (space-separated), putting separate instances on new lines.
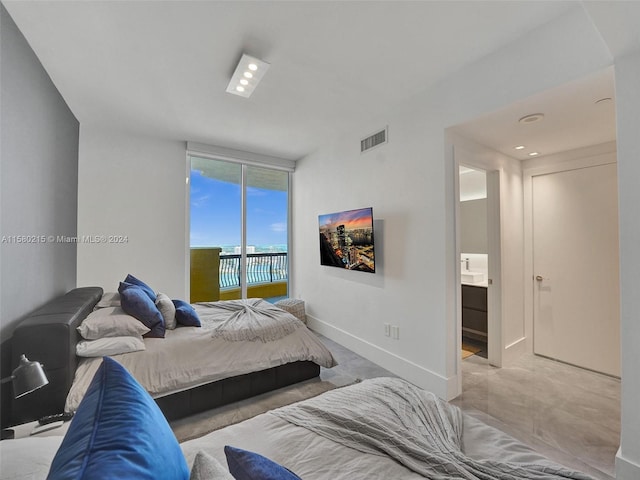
xmin=10 ymin=287 xmax=103 ymax=425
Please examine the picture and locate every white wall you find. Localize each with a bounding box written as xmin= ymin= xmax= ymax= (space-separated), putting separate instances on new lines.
xmin=292 ymin=6 xmax=612 ymax=400
xmin=77 ymin=127 xmax=188 ymax=299
xmin=614 ymin=50 xmax=640 ymax=480
xmin=460 ymin=199 xmax=487 ymax=254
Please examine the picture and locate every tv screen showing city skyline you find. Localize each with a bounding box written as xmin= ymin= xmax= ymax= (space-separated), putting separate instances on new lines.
xmin=318 ymin=207 xmax=375 ymax=273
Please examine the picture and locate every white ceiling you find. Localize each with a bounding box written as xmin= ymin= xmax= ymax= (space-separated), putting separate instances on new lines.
xmin=5 ymin=2 xmax=640 ymax=162
xmin=452 ymin=67 xmax=617 ymax=160
xmin=3 ymin=0 xmax=580 ymax=161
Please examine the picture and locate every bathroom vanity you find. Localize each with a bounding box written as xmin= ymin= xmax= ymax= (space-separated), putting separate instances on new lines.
xmin=462 ymin=284 xmax=487 ymax=340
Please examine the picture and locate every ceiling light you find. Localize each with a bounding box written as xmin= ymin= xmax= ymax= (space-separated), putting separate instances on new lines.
xmin=514 ymin=145 xmax=525 ymax=150
xmin=529 ymin=152 xmax=539 ymax=156
xmin=226 ymin=54 xmax=270 ymax=98
xmin=519 ymin=113 xmax=544 ymax=124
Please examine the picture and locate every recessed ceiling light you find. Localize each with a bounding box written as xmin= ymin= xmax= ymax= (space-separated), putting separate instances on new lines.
xmin=226 ymin=54 xmax=270 ymax=98
xmin=529 ymin=152 xmax=540 ymax=156
xmin=514 ymin=145 xmax=525 ymax=150
xmin=519 ymin=113 xmax=544 ymax=124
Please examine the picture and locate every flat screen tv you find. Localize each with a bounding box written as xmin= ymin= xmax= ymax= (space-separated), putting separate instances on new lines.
xmin=318 ymin=207 xmax=375 ymax=273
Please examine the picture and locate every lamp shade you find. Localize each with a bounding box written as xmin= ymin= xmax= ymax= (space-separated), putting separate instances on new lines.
xmin=12 ymin=354 xmax=48 ymax=398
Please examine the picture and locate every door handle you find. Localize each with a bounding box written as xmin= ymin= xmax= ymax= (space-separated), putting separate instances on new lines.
xmin=535 ymin=275 xmax=544 ymax=281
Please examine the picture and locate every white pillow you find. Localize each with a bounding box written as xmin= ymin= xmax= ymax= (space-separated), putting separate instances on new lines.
xmin=77 ymin=307 xmax=150 ymax=339
xmin=190 ymin=451 xmax=234 ymax=480
xmin=76 ymin=336 xmax=145 ymax=357
xmin=94 ymin=292 xmax=121 ymax=309
xmin=155 ymin=292 xmax=177 ymax=330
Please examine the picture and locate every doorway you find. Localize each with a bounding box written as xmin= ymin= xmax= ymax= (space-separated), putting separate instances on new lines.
xmin=459 ymin=166 xmax=489 ymax=360
xmin=453 ymin=145 xmax=505 ymax=370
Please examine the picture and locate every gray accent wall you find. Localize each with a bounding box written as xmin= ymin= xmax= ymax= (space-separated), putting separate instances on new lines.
xmin=0 ymin=4 xmax=79 ymax=424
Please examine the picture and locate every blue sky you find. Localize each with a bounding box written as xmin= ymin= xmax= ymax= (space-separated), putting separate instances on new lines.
xmin=190 ymin=169 xmax=287 ymax=247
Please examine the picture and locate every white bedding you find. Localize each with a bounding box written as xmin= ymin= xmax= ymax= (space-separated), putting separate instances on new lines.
xmin=181 ymin=378 xmax=595 ymax=480
xmin=2 ymin=378 xmax=595 ymax=480
xmin=0 ymin=436 xmax=63 ymax=480
xmin=65 ymin=300 xmax=336 ymax=412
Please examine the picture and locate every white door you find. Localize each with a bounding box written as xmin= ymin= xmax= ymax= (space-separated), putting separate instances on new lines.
xmin=532 ymin=162 xmax=620 ymax=376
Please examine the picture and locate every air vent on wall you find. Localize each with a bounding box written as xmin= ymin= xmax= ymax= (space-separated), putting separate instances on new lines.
xmin=361 ymin=127 xmax=388 ymax=153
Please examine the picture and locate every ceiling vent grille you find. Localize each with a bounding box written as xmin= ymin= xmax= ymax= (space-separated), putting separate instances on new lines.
xmin=361 ymin=127 xmax=388 ymax=153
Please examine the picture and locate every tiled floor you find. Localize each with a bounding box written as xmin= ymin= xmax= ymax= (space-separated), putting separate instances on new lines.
xmin=461 ymin=336 xmax=487 ymax=359
xmin=318 ymin=334 xmax=397 ymax=385
xmin=452 ymin=353 xmax=620 ymax=480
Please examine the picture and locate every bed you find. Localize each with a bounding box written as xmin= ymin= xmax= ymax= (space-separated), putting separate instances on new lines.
xmin=180 ymin=377 xmax=597 ymax=479
xmin=0 ymin=369 xmax=596 ymax=480
xmin=9 ymin=286 xmax=335 ymax=425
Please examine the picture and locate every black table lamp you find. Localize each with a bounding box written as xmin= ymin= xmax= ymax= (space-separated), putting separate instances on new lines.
xmin=1 ymin=354 xmax=49 ymax=439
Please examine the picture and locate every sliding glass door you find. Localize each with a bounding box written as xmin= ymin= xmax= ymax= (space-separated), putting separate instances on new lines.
xmin=245 ymin=165 xmax=289 ymax=301
xmin=189 ymin=156 xmax=289 ymax=302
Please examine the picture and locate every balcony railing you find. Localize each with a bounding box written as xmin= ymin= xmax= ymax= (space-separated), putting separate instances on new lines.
xmin=219 ymin=253 xmax=288 ymax=289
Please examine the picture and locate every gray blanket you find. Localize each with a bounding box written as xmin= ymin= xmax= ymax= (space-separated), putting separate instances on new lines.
xmin=271 ymin=378 xmax=594 ymax=480
xmin=195 ymin=298 xmax=302 ymax=342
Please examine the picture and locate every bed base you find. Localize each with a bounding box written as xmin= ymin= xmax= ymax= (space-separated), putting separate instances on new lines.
xmin=156 ymin=361 xmax=320 ymax=421
xmin=9 ymin=287 xmax=320 ymax=425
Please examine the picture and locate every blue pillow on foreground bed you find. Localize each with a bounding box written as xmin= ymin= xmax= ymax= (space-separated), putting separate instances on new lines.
xmin=47 ymin=357 xmax=189 ymax=480
xmin=224 ymin=446 xmax=301 ymax=480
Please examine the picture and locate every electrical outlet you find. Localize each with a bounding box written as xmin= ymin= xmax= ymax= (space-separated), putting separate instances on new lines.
xmin=384 ymin=323 xmax=391 ymax=337
xmin=391 ymin=325 xmax=400 ymax=340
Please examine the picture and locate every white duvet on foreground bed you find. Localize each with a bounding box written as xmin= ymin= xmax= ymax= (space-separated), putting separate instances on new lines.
xmin=181 ymin=378 xmax=596 ymax=480
xmin=1 ymin=378 xmax=595 ymax=480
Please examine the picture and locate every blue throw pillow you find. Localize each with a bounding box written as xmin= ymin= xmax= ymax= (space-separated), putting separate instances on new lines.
xmin=120 ymin=283 xmax=165 ymax=338
xmin=172 ymin=299 xmax=201 ymax=327
xmin=47 ymin=357 xmax=189 ymax=480
xmin=224 ymin=446 xmax=301 ymax=480
xmin=122 ymin=273 xmax=156 ymax=301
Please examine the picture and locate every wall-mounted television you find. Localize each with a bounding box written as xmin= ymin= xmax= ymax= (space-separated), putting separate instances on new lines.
xmin=318 ymin=207 xmax=375 ymax=273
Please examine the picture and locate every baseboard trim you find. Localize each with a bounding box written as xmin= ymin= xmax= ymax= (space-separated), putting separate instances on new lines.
xmin=503 ymin=336 xmax=527 ymax=366
xmin=616 ymin=448 xmax=640 ymax=479
xmin=308 ymin=314 xmax=451 ymax=399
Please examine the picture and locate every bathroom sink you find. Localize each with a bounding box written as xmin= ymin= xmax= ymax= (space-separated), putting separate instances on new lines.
xmin=461 ymin=271 xmax=484 ymax=283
